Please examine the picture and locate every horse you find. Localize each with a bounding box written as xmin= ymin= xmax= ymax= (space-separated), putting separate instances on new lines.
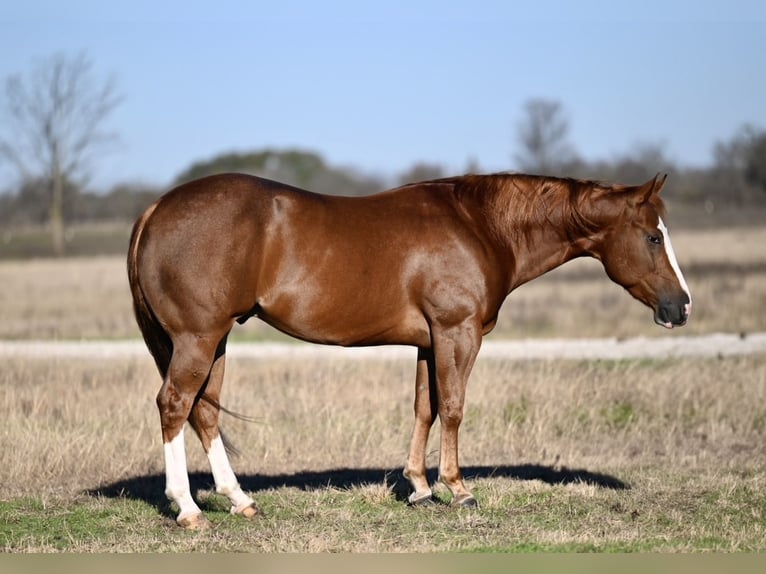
xmin=127 ymin=171 xmax=691 ymax=528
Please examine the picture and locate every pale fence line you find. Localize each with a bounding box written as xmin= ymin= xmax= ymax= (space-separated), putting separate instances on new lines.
xmin=1 ymin=332 xmax=765 ymax=361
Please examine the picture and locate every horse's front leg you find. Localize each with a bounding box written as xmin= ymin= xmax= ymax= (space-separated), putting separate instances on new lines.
xmin=432 ymin=321 xmax=482 ymax=507
xmin=403 ymin=347 xmax=438 ymax=504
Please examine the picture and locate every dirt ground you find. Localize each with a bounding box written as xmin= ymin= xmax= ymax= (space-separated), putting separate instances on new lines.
xmin=1 ymin=331 xmax=764 ymax=362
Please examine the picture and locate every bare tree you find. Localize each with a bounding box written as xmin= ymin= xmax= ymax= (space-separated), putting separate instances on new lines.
xmin=710 ymin=124 xmax=760 ymax=206
xmin=0 ymin=52 xmax=121 ymax=255
xmin=514 ymin=98 xmax=577 ymax=175
xmin=734 ymin=125 xmax=766 ymax=194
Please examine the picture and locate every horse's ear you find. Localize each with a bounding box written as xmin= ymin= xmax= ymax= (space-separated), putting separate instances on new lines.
xmin=629 ymin=173 xmax=667 ymax=206
xmin=653 ymin=173 xmax=668 ymax=194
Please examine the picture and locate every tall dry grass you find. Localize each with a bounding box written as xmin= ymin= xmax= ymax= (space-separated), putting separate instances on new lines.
xmin=0 ymin=227 xmax=764 ymax=341
xmin=2 ymin=352 xmax=764 ymax=501
xmin=0 ymin=256 xmax=135 ymax=340
xmin=2 ymin=319 xmax=765 ymax=550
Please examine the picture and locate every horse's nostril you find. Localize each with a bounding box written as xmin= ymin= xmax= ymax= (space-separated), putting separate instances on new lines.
xmin=675 ymin=303 xmax=690 ymax=325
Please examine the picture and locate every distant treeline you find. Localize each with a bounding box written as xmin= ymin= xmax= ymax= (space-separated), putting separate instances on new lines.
xmin=2 ymin=131 xmax=765 ymax=228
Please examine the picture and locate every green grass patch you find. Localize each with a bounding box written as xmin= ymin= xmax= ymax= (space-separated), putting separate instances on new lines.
xmin=2 ymin=469 xmax=764 ymax=552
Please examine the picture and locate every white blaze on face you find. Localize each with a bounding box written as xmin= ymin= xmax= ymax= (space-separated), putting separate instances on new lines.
xmin=658 ymin=217 xmax=692 ymax=316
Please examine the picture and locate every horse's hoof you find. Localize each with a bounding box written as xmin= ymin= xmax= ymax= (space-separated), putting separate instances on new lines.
xmin=407 ymin=492 xmax=435 ymax=506
xmin=407 ymin=488 xmax=434 ymax=506
xmin=233 ymin=502 xmax=261 ymax=519
xmin=451 ymin=495 xmax=478 ymax=508
xmin=177 ymin=512 xmax=212 ymax=530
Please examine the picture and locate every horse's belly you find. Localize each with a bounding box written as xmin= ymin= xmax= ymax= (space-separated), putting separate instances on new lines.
xmin=255 ymin=300 xmax=430 ymax=348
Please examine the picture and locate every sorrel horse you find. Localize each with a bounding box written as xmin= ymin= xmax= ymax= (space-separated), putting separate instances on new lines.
xmin=127 ymin=172 xmax=691 ymax=528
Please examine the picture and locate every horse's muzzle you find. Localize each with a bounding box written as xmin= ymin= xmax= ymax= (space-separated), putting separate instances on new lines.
xmin=655 ymin=297 xmax=691 ymax=329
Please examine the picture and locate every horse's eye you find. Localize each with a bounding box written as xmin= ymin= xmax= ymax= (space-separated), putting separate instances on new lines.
xmin=647 ymin=234 xmax=662 ymax=246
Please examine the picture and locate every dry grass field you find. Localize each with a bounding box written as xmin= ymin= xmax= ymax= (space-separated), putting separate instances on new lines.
xmin=0 ymin=353 xmax=764 ymax=551
xmin=0 ymin=225 xmax=765 ymax=552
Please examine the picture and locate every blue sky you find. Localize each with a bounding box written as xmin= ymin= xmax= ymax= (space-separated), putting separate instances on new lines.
xmin=1 ymin=1 xmax=765 ymax=190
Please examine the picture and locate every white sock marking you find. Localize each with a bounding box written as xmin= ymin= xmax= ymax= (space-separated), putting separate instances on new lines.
xmin=208 ymin=435 xmax=255 ymax=513
xmin=658 ymin=217 xmax=692 ymax=313
xmin=163 ymin=427 xmax=202 ymax=520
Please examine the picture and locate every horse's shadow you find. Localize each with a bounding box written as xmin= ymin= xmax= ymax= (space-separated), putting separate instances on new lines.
xmin=86 ymin=464 xmax=629 ymax=518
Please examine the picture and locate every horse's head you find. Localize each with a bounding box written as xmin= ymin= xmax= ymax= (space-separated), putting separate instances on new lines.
xmin=589 ymin=174 xmax=691 ymax=329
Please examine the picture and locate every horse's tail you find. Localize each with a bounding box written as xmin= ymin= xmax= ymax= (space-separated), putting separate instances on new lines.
xmin=127 ymin=201 xmax=173 ymax=379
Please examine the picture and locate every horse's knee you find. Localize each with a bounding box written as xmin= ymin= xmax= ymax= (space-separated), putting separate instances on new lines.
xmin=439 ymin=402 xmax=464 ymax=427
xmin=189 ymin=400 xmax=221 ymax=449
xmin=156 ymin=365 xmax=212 ymax=440
xmin=156 ymin=382 xmax=193 ymax=424
xmin=190 ymin=399 xmax=219 ymax=429
xmin=158 ymin=345 xmax=216 ymax=409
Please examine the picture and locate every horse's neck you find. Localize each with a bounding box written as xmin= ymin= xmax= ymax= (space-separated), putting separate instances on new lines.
xmin=507 ymin=225 xmax=585 ymax=291
xmin=484 ymin=178 xmax=597 ymax=292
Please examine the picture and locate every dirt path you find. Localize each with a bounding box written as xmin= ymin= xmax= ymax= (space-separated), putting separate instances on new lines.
xmin=1 ymin=332 xmax=765 ymax=361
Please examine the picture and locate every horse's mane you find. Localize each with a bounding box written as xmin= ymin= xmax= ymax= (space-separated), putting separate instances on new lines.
xmin=427 ymin=172 xmax=666 ymax=242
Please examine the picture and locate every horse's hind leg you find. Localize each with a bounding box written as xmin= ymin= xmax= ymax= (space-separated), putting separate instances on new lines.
xmin=188 ymin=338 xmax=258 ymax=519
xmin=157 ymin=333 xmax=222 ymax=529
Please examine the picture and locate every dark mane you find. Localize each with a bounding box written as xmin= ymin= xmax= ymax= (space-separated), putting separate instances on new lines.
xmin=424 ymin=172 xmax=666 ymax=242
xmin=427 ymin=173 xmax=602 ymax=242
